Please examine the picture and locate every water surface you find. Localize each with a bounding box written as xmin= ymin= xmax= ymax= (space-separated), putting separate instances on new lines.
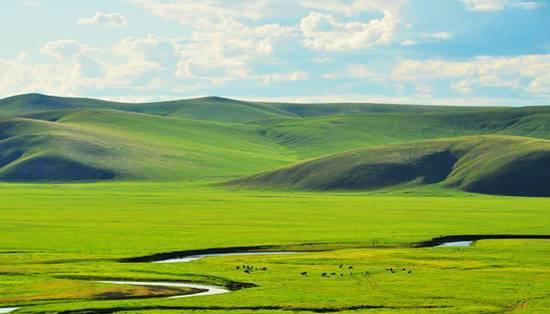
xmin=436 ymin=241 xmax=474 ymax=247
xmin=153 ymin=251 xmax=298 ymax=263
xmin=100 ymin=280 xmax=230 ymax=298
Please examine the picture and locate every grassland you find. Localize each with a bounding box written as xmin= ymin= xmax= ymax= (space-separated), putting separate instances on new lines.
xmin=235 ymin=135 xmax=550 ymax=196
xmin=0 ymin=183 xmax=549 ymax=313
xmin=0 ymin=94 xmax=548 ymax=313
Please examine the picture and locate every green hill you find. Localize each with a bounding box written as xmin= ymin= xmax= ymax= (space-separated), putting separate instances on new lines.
xmin=0 ymin=109 xmax=294 ymax=182
xmin=1 ymin=93 xmax=492 ymax=123
xmin=232 ymin=136 xmax=550 ymax=196
xmin=0 ymin=94 xmax=297 ymax=123
xmin=1 ymin=93 xmax=550 ymax=195
xmin=251 ymin=108 xmax=550 ymax=158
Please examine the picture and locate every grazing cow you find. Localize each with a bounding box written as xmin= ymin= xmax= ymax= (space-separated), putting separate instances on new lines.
xmin=301 ymin=272 xmax=308 ymax=276
xmin=236 ymin=266 xmax=240 ymax=270
xmin=330 ymin=272 xmax=336 ymax=276
xmin=321 ymin=273 xmax=327 ymax=277
xmin=262 ymin=267 xmax=267 ymax=271
xmin=339 ymin=265 xmax=343 ymax=269
xmin=408 ymin=270 xmax=412 ymax=274
xmin=244 ymin=269 xmax=251 ymax=274
xmin=348 ymin=266 xmax=353 ymax=269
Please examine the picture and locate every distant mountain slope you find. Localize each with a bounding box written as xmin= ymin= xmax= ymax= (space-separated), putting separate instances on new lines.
xmin=1 ymin=93 xmax=550 ymax=190
xmin=232 ymin=136 xmax=550 ymax=196
xmin=255 ymin=108 xmax=550 ymax=158
xmin=0 ymin=109 xmax=294 ymax=182
xmin=0 ymin=94 xmax=298 ymax=123
xmin=0 ymin=93 xmax=496 ymax=123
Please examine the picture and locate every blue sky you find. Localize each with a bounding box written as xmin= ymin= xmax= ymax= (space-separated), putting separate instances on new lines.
xmin=1 ymin=0 xmax=549 ymax=105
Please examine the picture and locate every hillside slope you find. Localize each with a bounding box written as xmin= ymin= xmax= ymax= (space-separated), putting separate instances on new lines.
xmin=232 ymin=136 xmax=550 ymax=196
xmin=0 ymin=94 xmax=298 ymax=123
xmin=1 ymin=93 xmax=550 ymax=190
xmin=255 ymin=109 xmax=550 ymax=158
xmin=1 ymin=93 xmax=494 ymax=123
xmin=0 ymin=109 xmax=294 ymax=182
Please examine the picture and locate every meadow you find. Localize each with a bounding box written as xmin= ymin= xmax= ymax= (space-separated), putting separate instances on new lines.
xmin=0 ymin=94 xmax=549 ymax=313
xmin=1 ymin=182 xmax=549 ymax=313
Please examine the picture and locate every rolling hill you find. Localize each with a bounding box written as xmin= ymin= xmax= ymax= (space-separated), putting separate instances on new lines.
xmin=0 ymin=93 xmax=549 ymax=196
xmin=0 ymin=94 xmax=296 ymax=123
xmin=0 ymin=109 xmax=294 ymax=182
xmin=254 ymin=108 xmax=550 ymax=158
xmin=232 ymin=136 xmax=550 ymax=196
xmin=0 ymin=93 xmax=492 ymax=123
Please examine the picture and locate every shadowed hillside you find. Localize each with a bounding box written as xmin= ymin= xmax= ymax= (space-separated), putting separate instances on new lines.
xmin=232 ymin=136 xmax=550 ymax=196
xmin=0 ymin=110 xmax=294 ymax=182
xmin=1 ymin=93 xmax=550 ymax=194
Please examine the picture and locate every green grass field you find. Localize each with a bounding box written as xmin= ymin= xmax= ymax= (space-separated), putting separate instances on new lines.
xmin=1 ymin=183 xmax=549 ymax=313
xmin=0 ymin=94 xmax=549 ymax=313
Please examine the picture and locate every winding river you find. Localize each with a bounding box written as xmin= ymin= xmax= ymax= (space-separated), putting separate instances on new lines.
xmin=100 ymin=281 xmax=230 ymax=298
xmin=436 ymin=241 xmax=473 ymax=247
xmin=4 ymin=236 xmax=549 ymax=313
xmin=153 ymin=251 xmax=298 ymax=263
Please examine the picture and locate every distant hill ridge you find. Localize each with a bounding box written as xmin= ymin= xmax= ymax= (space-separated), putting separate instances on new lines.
xmin=0 ymin=93 xmax=549 ymax=196
xmin=232 ymin=136 xmax=550 ymax=197
xmin=0 ymin=93 xmax=519 ymax=123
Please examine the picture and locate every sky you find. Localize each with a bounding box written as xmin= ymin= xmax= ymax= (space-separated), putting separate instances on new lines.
xmin=1 ymin=0 xmax=549 ymax=105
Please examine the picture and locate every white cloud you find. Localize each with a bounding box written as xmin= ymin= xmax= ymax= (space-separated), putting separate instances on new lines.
xmin=297 ymin=1 xmax=408 ymax=51
xmin=451 ymin=80 xmax=474 ymax=94
xmin=234 ymin=94 xmax=545 ymax=106
xmin=300 ymin=10 xmax=398 ymax=51
xmin=322 ymin=64 xmax=389 ymax=82
xmin=127 ymin=1 xmax=297 ymax=83
xmin=78 ymin=12 xmax=127 ymax=27
xmin=400 ymin=31 xmax=452 ymax=46
xmin=299 ymin=0 xmax=404 ymax=17
xmin=132 ymin=0 xmax=403 ymax=53
xmin=128 ymin=0 xmax=274 ymax=26
xmin=421 ymin=32 xmax=452 ymax=40
xmin=461 ymin=0 xmax=542 ymax=11
xmin=114 ymin=34 xmax=178 ymax=72
xmin=175 ymin=21 xmax=295 ymax=84
xmin=42 ymin=40 xmax=86 ymax=61
xmin=322 ymin=54 xmax=550 ymax=97
xmin=347 ymin=64 xmax=376 ymax=78
xmin=401 ymin=39 xmax=417 ymax=46
xmin=392 ymin=54 xmax=550 ymax=95
xmin=462 ymin=0 xmax=506 ymax=11
xmin=0 ymin=38 xmax=181 ymax=96
xmin=260 ymin=71 xmax=309 ymax=84
xmin=0 ymin=52 xmax=93 ymax=96
xmin=4 ymin=0 xmax=547 ymax=105
xmin=0 ymin=27 xmax=304 ymax=98
xmin=511 ymin=1 xmax=542 ymax=9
